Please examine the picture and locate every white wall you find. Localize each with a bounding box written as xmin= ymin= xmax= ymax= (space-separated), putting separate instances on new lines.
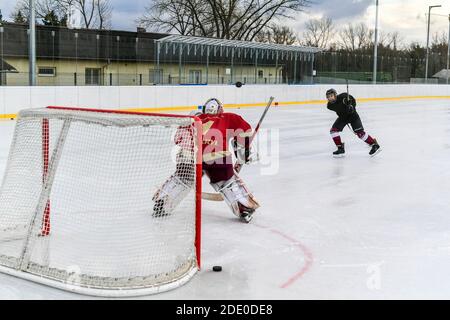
xmin=1 ymin=84 xmax=450 ymax=116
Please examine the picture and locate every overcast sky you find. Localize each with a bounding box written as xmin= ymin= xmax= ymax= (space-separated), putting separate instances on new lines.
xmin=1 ymin=0 xmax=449 ymax=47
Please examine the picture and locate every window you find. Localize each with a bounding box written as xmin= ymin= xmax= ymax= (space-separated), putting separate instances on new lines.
xmin=85 ymin=68 xmax=101 ymax=85
xmin=149 ymin=69 xmax=163 ymax=84
xmin=189 ymin=70 xmax=202 ymax=84
xmin=38 ymin=67 xmax=56 ymax=77
xmin=258 ymin=70 xmax=264 ymax=78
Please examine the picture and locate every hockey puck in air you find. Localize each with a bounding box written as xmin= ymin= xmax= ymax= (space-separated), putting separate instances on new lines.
xmin=213 ymin=266 xmax=222 ymax=272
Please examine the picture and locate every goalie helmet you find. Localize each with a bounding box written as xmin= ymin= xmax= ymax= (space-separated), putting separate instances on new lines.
xmin=203 ymin=98 xmax=224 ymax=115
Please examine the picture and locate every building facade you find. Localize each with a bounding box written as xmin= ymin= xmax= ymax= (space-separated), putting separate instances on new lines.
xmin=0 ymin=23 xmax=319 ymax=86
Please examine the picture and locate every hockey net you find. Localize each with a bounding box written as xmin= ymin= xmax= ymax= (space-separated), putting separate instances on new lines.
xmin=0 ymin=106 xmax=202 ymax=297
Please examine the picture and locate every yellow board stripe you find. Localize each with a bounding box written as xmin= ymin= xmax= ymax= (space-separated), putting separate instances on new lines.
xmin=0 ymin=114 xmax=18 ymax=120
xmin=1 ymin=95 xmax=450 ymax=120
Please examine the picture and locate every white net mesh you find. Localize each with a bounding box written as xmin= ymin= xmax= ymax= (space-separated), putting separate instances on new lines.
xmin=0 ymin=107 xmax=201 ymax=297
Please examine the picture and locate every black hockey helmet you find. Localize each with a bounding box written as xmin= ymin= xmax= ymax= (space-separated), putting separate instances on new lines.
xmin=326 ymin=88 xmax=337 ymax=97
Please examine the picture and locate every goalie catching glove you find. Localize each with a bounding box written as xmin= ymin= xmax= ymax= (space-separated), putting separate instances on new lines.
xmin=232 ymin=137 xmax=259 ymax=165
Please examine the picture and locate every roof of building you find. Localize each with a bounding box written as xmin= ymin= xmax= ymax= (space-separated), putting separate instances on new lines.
xmin=0 ymin=23 xmax=318 ymax=64
xmin=0 ymin=58 xmax=18 ymax=73
xmin=433 ymin=69 xmax=450 ymax=79
xmin=156 ymin=34 xmax=321 ymax=54
xmin=0 ymin=22 xmax=166 ymax=61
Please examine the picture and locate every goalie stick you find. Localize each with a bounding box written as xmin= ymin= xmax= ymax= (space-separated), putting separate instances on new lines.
xmin=234 ymin=96 xmax=275 ymax=173
xmin=202 ymin=96 xmax=275 ymax=202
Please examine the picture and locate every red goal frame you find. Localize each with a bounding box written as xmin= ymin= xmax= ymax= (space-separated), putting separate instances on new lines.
xmin=41 ymin=106 xmax=203 ymax=268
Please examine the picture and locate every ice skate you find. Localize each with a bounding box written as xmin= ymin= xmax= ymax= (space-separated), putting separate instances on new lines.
xmin=333 ymin=143 xmax=345 ymax=158
xmin=238 ymin=203 xmax=255 ymax=223
xmin=369 ymin=140 xmax=381 ymax=157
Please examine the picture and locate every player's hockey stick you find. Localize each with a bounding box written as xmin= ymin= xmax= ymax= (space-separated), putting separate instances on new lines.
xmin=345 ymin=80 xmax=363 ymax=135
xmin=345 ymin=79 xmax=353 ymax=132
xmin=202 ymin=96 xmax=275 ymax=202
xmin=346 ymin=78 xmax=350 ymax=102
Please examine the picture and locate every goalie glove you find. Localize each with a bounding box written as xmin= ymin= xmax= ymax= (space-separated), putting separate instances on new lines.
xmin=233 ymin=138 xmax=259 ymax=165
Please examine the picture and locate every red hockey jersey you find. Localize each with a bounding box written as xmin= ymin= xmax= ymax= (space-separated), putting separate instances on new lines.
xmin=198 ymin=112 xmax=252 ymax=162
xmin=174 ymin=112 xmax=252 ymax=163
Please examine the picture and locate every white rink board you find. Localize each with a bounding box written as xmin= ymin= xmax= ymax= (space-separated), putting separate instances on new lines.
xmin=0 ymin=84 xmax=450 ymax=115
xmin=1 ymin=96 xmax=450 ymax=299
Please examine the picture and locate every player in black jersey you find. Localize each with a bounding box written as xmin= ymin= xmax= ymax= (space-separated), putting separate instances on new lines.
xmin=326 ymin=88 xmax=381 ymax=157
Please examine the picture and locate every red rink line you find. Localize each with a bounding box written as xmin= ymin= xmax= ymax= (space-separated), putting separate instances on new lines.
xmin=253 ymin=223 xmax=314 ymax=289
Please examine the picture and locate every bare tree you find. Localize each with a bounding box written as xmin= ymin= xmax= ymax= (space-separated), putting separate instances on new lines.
xmin=96 ymin=0 xmax=112 ymax=29
xmin=64 ymin=0 xmax=112 ymax=29
xmin=354 ymin=22 xmax=373 ymax=49
xmin=256 ymin=24 xmax=298 ymax=44
xmin=338 ymin=23 xmax=357 ymax=51
xmin=72 ymin=0 xmax=95 ymax=28
xmin=13 ymin=0 xmax=66 ymax=20
xmin=390 ymin=32 xmax=403 ymax=51
xmin=430 ymin=31 xmax=448 ymax=59
xmin=270 ymin=25 xmax=298 ymax=44
xmin=338 ymin=22 xmax=380 ymax=51
xmin=138 ymin=0 xmax=311 ymax=40
xmin=304 ymin=20 xmax=404 ymax=52
xmin=431 ymin=31 xmax=447 ymax=48
xmin=377 ymin=31 xmax=403 ymax=50
xmin=12 ymin=0 xmax=112 ymax=29
xmin=137 ymin=0 xmax=206 ymax=36
xmin=302 ymin=17 xmax=334 ymax=48
xmin=377 ymin=31 xmax=389 ymax=48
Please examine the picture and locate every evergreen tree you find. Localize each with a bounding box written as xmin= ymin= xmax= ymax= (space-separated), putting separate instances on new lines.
xmin=42 ymin=10 xmax=60 ymax=26
xmin=13 ymin=10 xmax=27 ymax=24
xmin=59 ymin=14 xmax=68 ymax=27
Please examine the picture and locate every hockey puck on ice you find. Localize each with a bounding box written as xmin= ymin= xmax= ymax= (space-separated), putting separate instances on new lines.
xmin=213 ymin=266 xmax=222 ymax=272
xmin=235 ymin=81 xmax=243 ymax=88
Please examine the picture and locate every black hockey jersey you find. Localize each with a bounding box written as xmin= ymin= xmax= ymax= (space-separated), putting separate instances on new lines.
xmin=327 ymin=93 xmax=357 ymax=120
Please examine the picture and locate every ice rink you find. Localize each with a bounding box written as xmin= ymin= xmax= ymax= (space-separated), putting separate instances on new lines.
xmin=1 ymin=97 xmax=450 ymax=299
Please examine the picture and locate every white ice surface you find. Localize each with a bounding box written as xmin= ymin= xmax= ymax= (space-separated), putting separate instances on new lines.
xmin=1 ymin=98 xmax=450 ymax=299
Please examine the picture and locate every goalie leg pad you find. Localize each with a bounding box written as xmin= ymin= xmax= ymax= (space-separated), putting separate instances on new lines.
xmin=152 ymin=175 xmax=191 ymax=217
xmin=211 ymin=175 xmax=260 ymax=218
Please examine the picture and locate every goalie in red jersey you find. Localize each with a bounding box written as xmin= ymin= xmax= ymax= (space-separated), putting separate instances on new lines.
xmin=153 ymin=98 xmax=259 ymax=223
